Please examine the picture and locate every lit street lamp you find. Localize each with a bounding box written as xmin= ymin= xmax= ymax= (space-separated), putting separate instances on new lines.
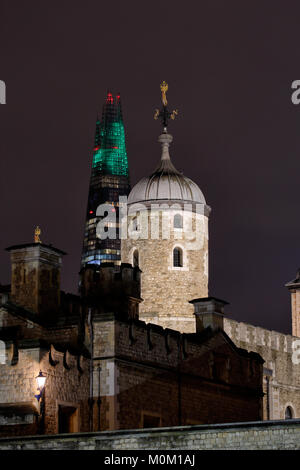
xmin=35 ymin=370 xmax=46 ymax=401
xmin=34 ymin=370 xmax=47 ymax=434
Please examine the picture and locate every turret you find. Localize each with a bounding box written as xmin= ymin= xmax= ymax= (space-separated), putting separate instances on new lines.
xmin=121 ymin=82 xmax=210 ymax=333
xmin=285 ymin=269 xmax=300 ymax=337
xmin=6 ymin=235 xmax=66 ymax=316
xmin=79 ymin=263 xmax=142 ymax=319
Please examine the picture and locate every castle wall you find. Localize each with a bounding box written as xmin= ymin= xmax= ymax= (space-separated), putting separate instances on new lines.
xmin=0 ymin=304 xmax=90 ymax=437
xmin=0 ymin=305 xmax=82 ymax=349
xmin=42 ymin=346 xmax=90 ymax=434
xmin=1 ymin=419 xmax=299 ymax=450
xmin=0 ymin=343 xmax=90 ymax=436
xmin=92 ymin=316 xmax=263 ymax=431
xmin=92 ymin=317 xmax=117 ymax=432
xmin=224 ymin=318 xmax=300 ymax=420
xmin=0 ymin=307 xmax=44 ymax=338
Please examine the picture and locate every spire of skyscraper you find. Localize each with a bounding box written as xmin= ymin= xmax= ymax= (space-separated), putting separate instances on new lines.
xmin=92 ymin=91 xmax=129 ymax=178
xmin=81 ymin=91 xmax=130 ymax=267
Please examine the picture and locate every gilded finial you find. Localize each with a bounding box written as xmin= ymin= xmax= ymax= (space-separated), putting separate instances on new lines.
xmin=34 ymin=226 xmax=42 ymax=244
xmin=154 ymin=81 xmax=178 ymax=130
xmin=160 ymin=81 xmax=168 ymax=106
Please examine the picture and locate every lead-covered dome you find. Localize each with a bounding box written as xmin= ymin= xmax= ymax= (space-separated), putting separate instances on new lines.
xmin=128 ymin=133 xmax=206 ymax=205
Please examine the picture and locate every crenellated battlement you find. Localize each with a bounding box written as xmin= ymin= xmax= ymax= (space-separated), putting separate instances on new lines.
xmin=224 ymin=317 xmax=300 ymax=420
xmin=92 ymin=312 xmax=263 ymax=389
xmin=80 ymin=263 xmax=142 ymax=318
xmin=90 ymin=311 xmax=264 ymax=430
xmin=224 ymin=318 xmax=299 ymax=354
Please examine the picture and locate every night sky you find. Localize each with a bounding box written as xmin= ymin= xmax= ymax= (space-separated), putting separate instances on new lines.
xmin=1 ymin=1 xmax=299 ymax=334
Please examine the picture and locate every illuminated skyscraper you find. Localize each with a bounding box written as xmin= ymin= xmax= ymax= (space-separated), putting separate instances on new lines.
xmin=81 ymin=91 xmax=130 ymax=267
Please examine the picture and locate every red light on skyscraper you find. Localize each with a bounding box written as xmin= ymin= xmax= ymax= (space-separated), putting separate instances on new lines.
xmin=107 ymin=92 xmax=113 ymax=104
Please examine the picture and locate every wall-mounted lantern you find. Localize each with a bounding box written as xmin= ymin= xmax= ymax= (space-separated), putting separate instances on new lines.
xmin=35 ymin=370 xmax=46 ymax=402
xmin=34 ymin=370 xmax=47 ymax=434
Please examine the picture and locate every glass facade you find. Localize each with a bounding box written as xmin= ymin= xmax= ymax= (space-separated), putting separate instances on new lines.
xmin=92 ymin=93 xmax=129 ymax=178
xmin=81 ymin=92 xmax=130 ymax=268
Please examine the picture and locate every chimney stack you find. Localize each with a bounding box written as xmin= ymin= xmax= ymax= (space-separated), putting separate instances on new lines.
xmin=189 ymin=297 xmax=229 ymax=333
xmin=285 ymin=269 xmax=300 ymax=337
xmin=6 ymin=243 xmax=66 ymax=316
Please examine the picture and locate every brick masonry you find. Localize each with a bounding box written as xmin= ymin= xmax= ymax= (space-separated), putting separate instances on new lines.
xmin=0 ymin=419 xmax=299 ymax=450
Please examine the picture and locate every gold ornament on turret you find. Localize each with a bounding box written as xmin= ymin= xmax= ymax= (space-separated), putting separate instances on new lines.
xmin=153 ymin=81 xmax=179 ymax=126
xmin=160 ymin=81 xmax=168 ymax=106
xmin=34 ymin=226 xmax=42 ymax=244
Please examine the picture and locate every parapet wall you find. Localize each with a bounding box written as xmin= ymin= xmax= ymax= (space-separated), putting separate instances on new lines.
xmin=224 ymin=318 xmax=296 ymax=354
xmin=0 ymin=419 xmax=299 ymax=450
xmin=91 ymin=315 xmax=263 ymax=430
xmin=224 ymin=318 xmax=300 ymax=420
xmin=224 ymin=318 xmax=300 ymax=385
xmin=94 ymin=315 xmax=263 ymax=388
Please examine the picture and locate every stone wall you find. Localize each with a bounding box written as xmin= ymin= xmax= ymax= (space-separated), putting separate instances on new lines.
xmin=8 ymin=244 xmax=63 ymax=316
xmin=0 ymin=304 xmax=83 ymax=354
xmin=290 ymin=288 xmax=300 ymax=337
xmin=285 ymin=270 xmax=300 ymax=337
xmin=0 ymin=419 xmax=299 ymax=449
xmin=42 ymin=345 xmax=90 ymax=434
xmin=91 ymin=315 xmax=263 ymax=431
xmin=0 ymin=343 xmax=90 ymax=436
xmin=121 ymin=209 xmax=208 ymax=333
xmin=224 ymin=318 xmax=300 ymax=420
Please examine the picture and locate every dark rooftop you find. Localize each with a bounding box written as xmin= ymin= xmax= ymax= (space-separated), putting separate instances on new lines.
xmin=5 ymin=243 xmax=67 ymax=256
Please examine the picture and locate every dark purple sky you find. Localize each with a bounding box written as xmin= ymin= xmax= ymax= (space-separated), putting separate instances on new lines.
xmin=0 ymin=1 xmax=299 ymax=334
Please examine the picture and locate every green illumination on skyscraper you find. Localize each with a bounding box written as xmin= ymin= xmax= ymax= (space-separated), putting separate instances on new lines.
xmin=81 ymin=91 xmax=130 ymax=268
xmin=92 ymin=93 xmax=129 ymax=178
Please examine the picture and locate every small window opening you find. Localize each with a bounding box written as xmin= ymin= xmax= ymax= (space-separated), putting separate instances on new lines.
xmin=173 ymin=247 xmax=183 ymax=267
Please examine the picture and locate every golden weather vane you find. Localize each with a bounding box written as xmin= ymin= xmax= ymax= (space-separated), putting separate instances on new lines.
xmin=154 ymin=81 xmax=178 ymax=129
xmin=34 ymin=226 xmax=42 ymax=244
xmin=160 ymin=80 xmax=168 ymax=106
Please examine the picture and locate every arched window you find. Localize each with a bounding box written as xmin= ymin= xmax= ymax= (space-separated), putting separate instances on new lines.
xmin=133 ymin=249 xmax=139 ymax=267
xmin=174 ymin=214 xmax=183 ymax=229
xmin=132 ymin=213 xmax=140 ymax=231
xmin=173 ymin=247 xmax=183 ymax=267
xmin=285 ymin=406 xmax=294 ymax=420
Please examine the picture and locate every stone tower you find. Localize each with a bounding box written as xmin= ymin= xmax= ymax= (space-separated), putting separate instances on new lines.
xmin=286 ymin=269 xmax=300 ymax=337
xmin=6 ymin=242 xmax=66 ymax=316
xmin=121 ymin=83 xmax=211 ymax=333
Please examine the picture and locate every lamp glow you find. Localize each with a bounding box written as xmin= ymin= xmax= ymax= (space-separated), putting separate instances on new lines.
xmin=35 ymin=370 xmax=46 ymax=391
